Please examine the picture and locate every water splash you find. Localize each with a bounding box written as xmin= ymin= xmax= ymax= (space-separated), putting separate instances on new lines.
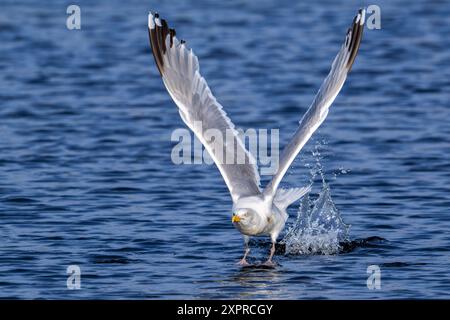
xmin=281 ymin=143 xmax=350 ymax=255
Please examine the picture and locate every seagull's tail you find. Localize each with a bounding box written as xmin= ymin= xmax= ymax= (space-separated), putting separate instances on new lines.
xmin=274 ymin=186 xmax=311 ymax=211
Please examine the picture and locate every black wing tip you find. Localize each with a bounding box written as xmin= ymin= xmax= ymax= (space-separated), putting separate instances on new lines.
xmin=148 ymin=12 xmax=181 ymax=75
xmin=148 ymin=11 xmax=166 ymax=74
xmin=346 ymin=8 xmax=366 ymax=70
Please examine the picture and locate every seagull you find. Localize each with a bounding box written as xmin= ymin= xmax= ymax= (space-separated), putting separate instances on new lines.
xmin=148 ymin=9 xmax=365 ymax=266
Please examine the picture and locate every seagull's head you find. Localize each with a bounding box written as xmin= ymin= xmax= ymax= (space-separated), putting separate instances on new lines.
xmin=232 ymin=208 xmax=257 ymax=228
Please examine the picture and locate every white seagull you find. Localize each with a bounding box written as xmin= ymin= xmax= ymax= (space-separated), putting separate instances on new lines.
xmin=148 ymin=9 xmax=365 ymax=266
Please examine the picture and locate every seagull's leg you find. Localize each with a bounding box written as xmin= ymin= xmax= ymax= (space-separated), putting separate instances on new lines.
xmin=237 ymin=235 xmax=250 ymax=266
xmin=263 ymin=241 xmax=276 ymax=267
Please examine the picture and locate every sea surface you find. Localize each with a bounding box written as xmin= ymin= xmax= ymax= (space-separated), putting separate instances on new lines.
xmin=0 ymin=0 xmax=449 ymax=299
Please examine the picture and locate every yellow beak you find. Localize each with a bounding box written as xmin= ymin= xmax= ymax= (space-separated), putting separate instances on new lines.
xmin=232 ymin=215 xmax=241 ymax=223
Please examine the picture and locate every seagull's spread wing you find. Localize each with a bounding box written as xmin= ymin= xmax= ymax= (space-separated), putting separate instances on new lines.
xmin=264 ymin=9 xmax=366 ymax=198
xmin=148 ymin=13 xmax=261 ymax=202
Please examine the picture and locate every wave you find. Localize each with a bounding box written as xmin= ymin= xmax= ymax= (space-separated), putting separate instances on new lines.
xmin=281 ymin=143 xmax=351 ymax=255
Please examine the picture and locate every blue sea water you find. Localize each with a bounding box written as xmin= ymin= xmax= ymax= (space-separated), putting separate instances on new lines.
xmin=0 ymin=0 xmax=449 ymax=299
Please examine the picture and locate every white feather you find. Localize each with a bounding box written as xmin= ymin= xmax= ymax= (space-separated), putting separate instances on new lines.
xmin=148 ymin=13 xmax=155 ymax=29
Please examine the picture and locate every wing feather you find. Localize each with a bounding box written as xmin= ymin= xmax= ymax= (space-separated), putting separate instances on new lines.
xmin=264 ymin=8 xmax=366 ymax=198
xmin=148 ymin=13 xmax=261 ymax=202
